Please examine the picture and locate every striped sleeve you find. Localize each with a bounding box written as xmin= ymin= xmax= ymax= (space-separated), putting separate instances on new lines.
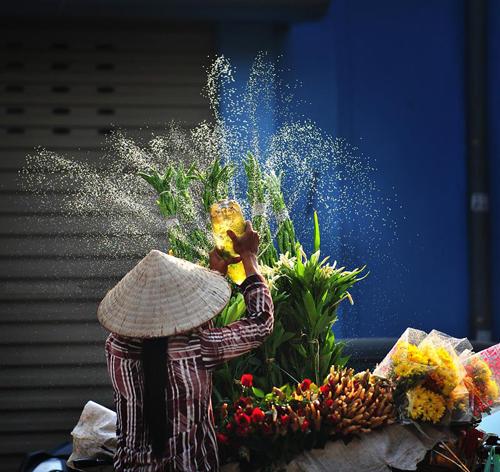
xmin=200 ymin=274 xmax=274 ymax=369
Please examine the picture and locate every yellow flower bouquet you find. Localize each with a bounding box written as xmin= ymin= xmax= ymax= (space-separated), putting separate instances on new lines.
xmin=374 ymin=329 xmax=470 ymax=424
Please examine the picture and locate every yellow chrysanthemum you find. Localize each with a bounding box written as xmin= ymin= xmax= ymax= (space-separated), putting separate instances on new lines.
xmin=419 ymin=344 xmax=461 ymax=395
xmin=406 ymin=386 xmax=446 ymax=423
xmin=391 ymin=341 xmax=430 ymax=378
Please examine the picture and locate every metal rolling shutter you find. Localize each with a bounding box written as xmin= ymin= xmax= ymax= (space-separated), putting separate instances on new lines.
xmin=0 ymin=23 xmax=213 ymax=471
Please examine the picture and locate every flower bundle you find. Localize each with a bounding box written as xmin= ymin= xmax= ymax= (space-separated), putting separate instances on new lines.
xmin=216 ymin=368 xmax=396 ymax=470
xmin=463 ymin=345 xmax=500 ymax=415
xmin=244 ymin=152 xmax=277 ymax=266
xmin=266 ymin=171 xmax=296 ymax=255
xmin=374 ymin=328 xmax=500 ymax=425
xmin=138 ymin=163 xmax=210 ymax=261
xmin=374 ymin=329 xmax=469 ymax=424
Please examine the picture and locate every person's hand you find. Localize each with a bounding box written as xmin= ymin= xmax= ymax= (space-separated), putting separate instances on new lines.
xmin=227 ymin=221 xmax=260 ymax=277
xmin=209 ymin=248 xmax=241 ymax=276
xmin=227 ymin=221 xmax=259 ymax=259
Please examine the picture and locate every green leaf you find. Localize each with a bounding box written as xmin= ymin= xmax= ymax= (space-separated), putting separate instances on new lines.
xmin=313 ymin=210 xmax=320 ymax=252
xmin=295 ymin=244 xmax=305 ymax=277
xmin=252 ymin=387 xmax=265 ymax=398
xmin=291 ymin=343 xmax=308 ymax=358
xmin=302 ymin=290 xmax=318 ymax=325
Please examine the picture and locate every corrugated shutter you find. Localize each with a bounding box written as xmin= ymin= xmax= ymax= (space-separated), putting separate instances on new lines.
xmin=0 ymin=23 xmax=213 ymax=471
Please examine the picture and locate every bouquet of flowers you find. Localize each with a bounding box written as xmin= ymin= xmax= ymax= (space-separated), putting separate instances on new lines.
xmin=462 ymin=344 xmax=500 ymax=416
xmin=373 ymin=329 xmax=472 ymax=424
xmin=374 ymin=328 xmax=500 ymax=426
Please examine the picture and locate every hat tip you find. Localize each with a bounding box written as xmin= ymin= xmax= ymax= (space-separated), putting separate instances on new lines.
xmin=147 ymin=249 xmax=166 ymax=258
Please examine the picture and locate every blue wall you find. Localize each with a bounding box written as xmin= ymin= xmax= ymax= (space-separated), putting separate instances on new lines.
xmin=489 ymin=0 xmax=500 ymax=341
xmin=217 ymin=0 xmax=498 ymax=340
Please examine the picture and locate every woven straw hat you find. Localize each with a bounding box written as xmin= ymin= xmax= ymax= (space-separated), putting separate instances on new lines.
xmin=97 ymin=250 xmax=231 ymax=338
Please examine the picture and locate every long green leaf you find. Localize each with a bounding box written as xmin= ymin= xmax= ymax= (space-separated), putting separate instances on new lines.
xmin=302 ymin=290 xmax=318 ymax=326
xmin=313 ymin=210 xmax=320 ymax=252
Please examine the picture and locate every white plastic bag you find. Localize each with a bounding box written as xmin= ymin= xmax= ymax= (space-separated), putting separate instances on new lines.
xmin=67 ymin=401 xmax=117 ymax=471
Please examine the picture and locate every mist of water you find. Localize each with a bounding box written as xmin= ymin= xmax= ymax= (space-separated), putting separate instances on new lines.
xmin=20 ymin=52 xmax=398 ymax=268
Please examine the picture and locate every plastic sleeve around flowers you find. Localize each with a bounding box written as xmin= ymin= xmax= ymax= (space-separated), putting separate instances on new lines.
xmin=199 ymin=274 xmax=274 ymax=369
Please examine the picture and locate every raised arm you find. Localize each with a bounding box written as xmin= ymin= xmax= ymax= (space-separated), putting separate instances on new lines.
xmin=200 ymin=273 xmax=273 ymax=368
xmin=200 ymin=222 xmax=274 ymax=369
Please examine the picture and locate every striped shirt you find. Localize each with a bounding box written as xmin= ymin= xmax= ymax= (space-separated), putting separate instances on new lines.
xmin=105 ymin=274 xmax=274 ymax=472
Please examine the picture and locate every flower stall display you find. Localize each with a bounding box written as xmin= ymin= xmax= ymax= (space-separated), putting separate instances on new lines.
xmin=216 ymin=369 xmax=396 ymax=470
xmin=136 ymin=155 xmax=500 ymax=470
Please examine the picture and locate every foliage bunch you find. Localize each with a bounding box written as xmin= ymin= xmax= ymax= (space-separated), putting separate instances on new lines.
xmin=138 ymin=164 xmax=196 ymax=218
xmin=260 ymin=212 xmax=365 ymax=388
xmin=138 ymin=164 xmax=209 ymax=261
xmin=195 ymin=158 xmax=235 ymax=213
xmin=244 ymin=153 xmax=277 ymax=266
xmin=214 ymin=213 xmax=366 ymax=399
xmin=266 ymin=171 xmax=296 ymax=255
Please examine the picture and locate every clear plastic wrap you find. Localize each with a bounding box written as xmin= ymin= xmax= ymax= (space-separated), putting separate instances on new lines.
xmin=463 ymin=344 xmax=500 ymax=416
xmin=373 ymin=328 xmax=471 ymax=425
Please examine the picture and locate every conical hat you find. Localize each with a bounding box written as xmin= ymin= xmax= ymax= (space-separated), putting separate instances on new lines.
xmin=97 ymin=250 xmax=231 ymax=338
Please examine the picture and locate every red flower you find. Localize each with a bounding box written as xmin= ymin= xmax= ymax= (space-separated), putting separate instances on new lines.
xmin=301 ymin=418 xmax=310 ymax=432
xmin=300 ymin=378 xmax=312 ymax=391
xmin=325 ymin=398 xmax=334 ymax=408
xmin=251 ymin=407 xmax=265 ymax=423
xmin=319 ymin=384 xmax=330 ymax=395
xmin=226 ymin=422 xmax=233 ymax=431
xmin=216 ymin=432 xmax=230 ymax=445
xmin=235 ymin=412 xmax=251 ymax=427
xmin=238 ymin=396 xmax=253 ymax=406
xmin=280 ymin=414 xmax=290 ymax=426
xmin=241 ymin=374 xmax=253 ymax=388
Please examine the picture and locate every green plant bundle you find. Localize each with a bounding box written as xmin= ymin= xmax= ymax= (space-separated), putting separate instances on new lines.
xmin=271 ymin=212 xmax=367 ymax=385
xmin=244 ymin=153 xmax=277 ymax=267
xmin=195 ymin=158 xmax=235 ymax=213
xmin=138 ymin=164 xmax=210 ymax=261
xmin=213 ymin=212 xmax=366 ymax=396
xmin=266 ymin=171 xmax=297 ymax=255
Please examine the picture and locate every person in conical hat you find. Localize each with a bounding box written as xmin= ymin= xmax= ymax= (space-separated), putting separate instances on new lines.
xmin=99 ymin=221 xmax=273 ymax=472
